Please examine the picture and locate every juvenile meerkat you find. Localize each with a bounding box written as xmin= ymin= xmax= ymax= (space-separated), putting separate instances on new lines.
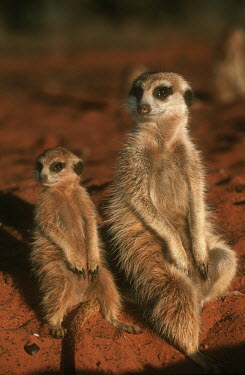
xmin=31 ymin=147 xmax=141 ymax=340
xmin=106 ymin=72 xmax=237 ymax=372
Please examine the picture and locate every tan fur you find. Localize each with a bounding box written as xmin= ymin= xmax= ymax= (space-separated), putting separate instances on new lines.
xmin=106 ymin=72 xmax=237 ymax=373
xmin=30 ymin=147 xmax=141 ymax=343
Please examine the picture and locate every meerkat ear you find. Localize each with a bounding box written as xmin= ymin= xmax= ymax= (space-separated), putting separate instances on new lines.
xmin=184 ymin=89 xmax=193 ymax=107
xmin=73 ymin=160 xmax=84 ymax=175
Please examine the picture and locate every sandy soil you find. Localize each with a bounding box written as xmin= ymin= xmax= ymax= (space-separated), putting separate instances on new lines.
xmin=0 ymin=40 xmax=244 ymax=375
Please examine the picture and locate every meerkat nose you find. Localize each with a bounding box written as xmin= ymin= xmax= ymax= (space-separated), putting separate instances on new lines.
xmin=40 ymin=174 xmax=47 ymax=183
xmin=137 ymin=103 xmax=151 ymax=115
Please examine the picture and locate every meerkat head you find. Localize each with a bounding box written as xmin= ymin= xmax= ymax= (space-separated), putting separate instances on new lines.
xmin=35 ymin=147 xmax=84 ymax=187
xmin=128 ymin=72 xmax=193 ymax=122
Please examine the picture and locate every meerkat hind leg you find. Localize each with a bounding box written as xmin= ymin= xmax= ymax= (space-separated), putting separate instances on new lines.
xmin=46 ymin=305 xmax=68 ymax=339
xmin=188 ymin=243 xmax=236 ymax=373
xmin=108 ymin=317 xmax=142 ymax=334
xmin=42 ymin=269 xmax=75 ymax=338
xmin=96 ymin=266 xmax=142 ymax=334
xmin=203 ymin=242 xmax=237 ymax=303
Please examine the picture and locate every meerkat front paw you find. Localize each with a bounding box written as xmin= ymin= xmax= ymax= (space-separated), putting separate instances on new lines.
xmin=72 ymin=267 xmax=86 ymax=278
xmin=68 ymin=258 xmax=87 ymax=278
xmin=175 ymin=258 xmax=190 ymax=277
xmin=196 ymin=260 xmax=209 ymax=280
xmin=87 ymin=259 xmax=99 ymax=280
xmin=192 ymin=240 xmax=209 ymax=280
xmin=170 ymin=241 xmax=190 ymax=277
xmin=194 ymin=253 xmax=209 ymax=280
xmin=179 ymin=265 xmax=190 ymax=277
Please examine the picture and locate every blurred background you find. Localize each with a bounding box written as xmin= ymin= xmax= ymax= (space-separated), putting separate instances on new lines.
xmin=0 ymin=0 xmax=245 ymax=54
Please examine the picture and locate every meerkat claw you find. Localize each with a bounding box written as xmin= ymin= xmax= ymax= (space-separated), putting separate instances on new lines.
xmin=73 ymin=267 xmax=86 ymax=278
xmin=50 ymin=327 xmax=67 ymax=339
xmin=199 ymin=262 xmax=208 ymax=280
xmin=88 ymin=265 xmax=99 ymax=280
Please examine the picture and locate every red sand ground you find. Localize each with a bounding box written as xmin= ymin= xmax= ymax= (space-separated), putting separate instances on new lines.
xmin=0 ymin=41 xmax=244 ymax=375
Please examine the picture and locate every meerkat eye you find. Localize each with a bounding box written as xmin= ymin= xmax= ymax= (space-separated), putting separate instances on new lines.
xmin=35 ymin=161 xmax=43 ymax=173
xmin=50 ymin=162 xmax=65 ymax=173
xmin=154 ymin=86 xmax=173 ymax=100
xmin=129 ymin=85 xmax=143 ymax=100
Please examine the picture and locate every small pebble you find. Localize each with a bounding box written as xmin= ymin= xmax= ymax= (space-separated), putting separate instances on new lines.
xmin=24 ymin=343 xmax=40 ymax=356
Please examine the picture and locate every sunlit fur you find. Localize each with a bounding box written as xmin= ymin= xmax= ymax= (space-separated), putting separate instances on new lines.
xmin=106 ymin=72 xmax=237 ymax=373
xmin=31 ymin=147 xmax=141 ymax=341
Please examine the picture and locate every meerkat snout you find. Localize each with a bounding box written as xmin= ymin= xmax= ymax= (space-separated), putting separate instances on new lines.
xmin=39 ymin=174 xmax=47 ymax=183
xmin=137 ymin=103 xmax=151 ymax=115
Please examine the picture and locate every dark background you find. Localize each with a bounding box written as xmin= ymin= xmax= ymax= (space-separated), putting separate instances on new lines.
xmin=0 ymin=0 xmax=245 ymax=53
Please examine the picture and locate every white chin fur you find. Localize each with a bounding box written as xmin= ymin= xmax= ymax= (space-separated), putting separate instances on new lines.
xmin=41 ymin=180 xmax=58 ymax=186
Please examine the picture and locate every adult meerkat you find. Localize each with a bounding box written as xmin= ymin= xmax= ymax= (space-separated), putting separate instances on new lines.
xmin=31 ymin=147 xmax=141 ymax=340
xmin=106 ymin=72 xmax=237 ymax=372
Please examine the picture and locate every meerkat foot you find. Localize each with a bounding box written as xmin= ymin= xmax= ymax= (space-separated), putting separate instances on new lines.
xmin=110 ymin=319 xmax=142 ymax=334
xmin=50 ymin=325 xmax=67 ymax=339
xmin=219 ymin=290 xmax=245 ymax=299
xmin=224 ymin=290 xmax=244 ymax=296
xmin=189 ymin=351 xmax=222 ymax=374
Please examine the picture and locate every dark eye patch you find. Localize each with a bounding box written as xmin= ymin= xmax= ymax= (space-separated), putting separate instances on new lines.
xmin=184 ymin=89 xmax=193 ymax=107
xmin=50 ymin=162 xmax=65 ymax=173
xmin=73 ymin=160 xmax=84 ymax=175
xmin=153 ymin=86 xmax=173 ymax=100
xmin=35 ymin=161 xmax=43 ymax=173
xmin=129 ymin=85 xmax=143 ymax=100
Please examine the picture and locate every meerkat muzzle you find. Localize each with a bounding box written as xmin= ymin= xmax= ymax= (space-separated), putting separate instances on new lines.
xmin=40 ymin=175 xmax=47 ymax=183
xmin=137 ymin=103 xmax=151 ymax=115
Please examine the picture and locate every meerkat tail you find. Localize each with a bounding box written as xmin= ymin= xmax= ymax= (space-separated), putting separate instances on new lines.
xmin=71 ymin=299 xmax=100 ymax=342
xmin=62 ymin=299 xmax=100 ymax=375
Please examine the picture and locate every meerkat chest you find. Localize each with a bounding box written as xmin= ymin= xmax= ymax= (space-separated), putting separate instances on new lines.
xmin=150 ymin=155 xmax=189 ymax=214
xmin=56 ymin=191 xmax=86 ymax=236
